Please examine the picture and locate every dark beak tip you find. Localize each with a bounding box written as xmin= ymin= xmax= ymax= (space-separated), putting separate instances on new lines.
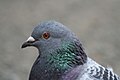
xmin=21 ymin=42 xmax=29 ymax=49
xmin=21 ymin=43 xmax=27 ymax=49
xmin=21 ymin=41 xmax=35 ymax=49
xmin=21 ymin=45 xmax=26 ymax=48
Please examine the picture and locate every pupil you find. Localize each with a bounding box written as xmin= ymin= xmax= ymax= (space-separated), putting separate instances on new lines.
xmin=45 ymin=34 xmax=47 ymax=37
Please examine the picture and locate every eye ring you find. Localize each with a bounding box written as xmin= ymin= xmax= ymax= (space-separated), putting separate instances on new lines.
xmin=42 ymin=32 xmax=50 ymax=39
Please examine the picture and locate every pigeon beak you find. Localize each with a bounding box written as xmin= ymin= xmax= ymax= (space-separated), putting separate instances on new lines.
xmin=21 ymin=36 xmax=36 ymax=48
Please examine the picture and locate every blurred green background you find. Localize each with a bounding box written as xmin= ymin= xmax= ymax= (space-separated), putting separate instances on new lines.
xmin=0 ymin=0 xmax=120 ymax=80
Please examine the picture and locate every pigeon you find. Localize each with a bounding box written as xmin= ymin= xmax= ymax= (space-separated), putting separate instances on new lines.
xmin=21 ymin=21 xmax=120 ymax=80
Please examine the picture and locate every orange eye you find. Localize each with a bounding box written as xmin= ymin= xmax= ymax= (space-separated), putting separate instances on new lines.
xmin=42 ymin=32 xmax=50 ymax=39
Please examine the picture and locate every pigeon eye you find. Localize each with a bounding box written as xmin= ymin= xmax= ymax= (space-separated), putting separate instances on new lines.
xmin=42 ymin=32 xmax=50 ymax=39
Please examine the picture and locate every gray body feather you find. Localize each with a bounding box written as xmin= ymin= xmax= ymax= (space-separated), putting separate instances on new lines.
xmin=76 ymin=58 xmax=120 ymax=80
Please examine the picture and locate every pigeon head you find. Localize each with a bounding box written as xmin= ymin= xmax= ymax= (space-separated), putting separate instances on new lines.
xmin=22 ymin=21 xmax=87 ymax=80
xmin=22 ymin=21 xmax=74 ymax=54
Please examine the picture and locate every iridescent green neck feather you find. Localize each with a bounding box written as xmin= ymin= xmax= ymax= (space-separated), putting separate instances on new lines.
xmin=47 ymin=41 xmax=87 ymax=72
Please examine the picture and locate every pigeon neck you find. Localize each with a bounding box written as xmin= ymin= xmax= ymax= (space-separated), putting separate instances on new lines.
xmin=45 ymin=40 xmax=87 ymax=79
xmin=30 ymin=40 xmax=87 ymax=80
